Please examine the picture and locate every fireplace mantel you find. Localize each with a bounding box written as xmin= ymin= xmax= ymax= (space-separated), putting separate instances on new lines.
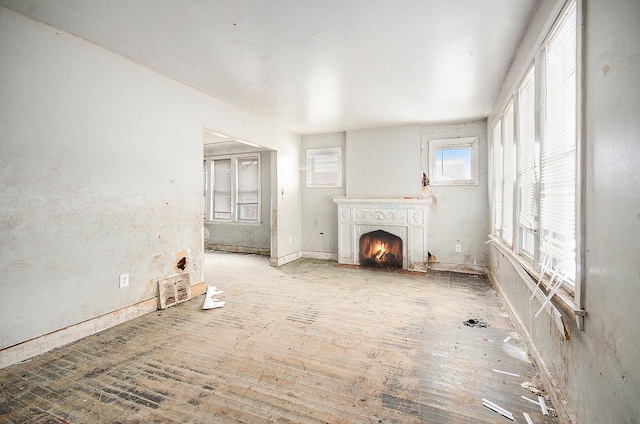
xmin=333 ymin=196 xmax=433 ymax=272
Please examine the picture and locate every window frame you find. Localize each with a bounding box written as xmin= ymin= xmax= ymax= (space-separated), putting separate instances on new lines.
xmin=203 ymin=154 xmax=261 ymax=224
xmin=428 ymin=137 xmax=479 ymax=186
xmin=306 ymin=147 xmax=343 ymax=188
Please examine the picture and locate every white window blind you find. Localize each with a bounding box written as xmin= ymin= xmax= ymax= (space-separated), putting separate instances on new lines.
xmin=306 ymin=147 xmax=342 ymax=187
xmin=518 ymin=66 xmax=537 ymax=232
xmin=502 ymin=102 xmax=515 ymax=247
xmin=213 ymin=159 xmax=232 ymax=220
xmin=492 ymin=121 xmax=503 ymax=236
xmin=203 ymin=160 xmax=209 ymax=219
xmin=540 ymin=0 xmax=577 ymax=284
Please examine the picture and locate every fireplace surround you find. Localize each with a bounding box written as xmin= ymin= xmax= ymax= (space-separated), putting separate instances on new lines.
xmin=333 ymin=197 xmax=433 ymax=272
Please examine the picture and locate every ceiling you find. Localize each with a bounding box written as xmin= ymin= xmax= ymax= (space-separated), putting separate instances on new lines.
xmin=0 ymin=0 xmax=538 ymax=135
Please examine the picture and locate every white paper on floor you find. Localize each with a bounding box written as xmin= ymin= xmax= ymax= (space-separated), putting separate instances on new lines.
xmin=203 ymin=285 xmax=225 ymax=309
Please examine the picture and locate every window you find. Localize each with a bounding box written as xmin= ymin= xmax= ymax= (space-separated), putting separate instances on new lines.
xmin=502 ymin=102 xmax=515 ymax=248
xmin=518 ymin=66 xmax=537 ymax=257
xmin=203 ymin=155 xmax=260 ymax=223
xmin=491 ymin=0 xmax=578 ymax=293
xmin=540 ymin=0 xmax=577 ymax=286
xmin=306 ymin=147 xmax=342 ymax=188
xmin=428 ymin=137 xmax=478 ymax=185
xmin=492 ymin=121 xmax=503 ymax=236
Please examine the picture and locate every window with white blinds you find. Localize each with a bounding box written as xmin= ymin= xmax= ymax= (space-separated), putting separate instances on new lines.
xmin=306 ymin=147 xmax=342 ymax=188
xmin=540 ymin=0 xmax=577 ymax=285
xmin=518 ymin=66 xmax=537 ymax=255
xmin=502 ymin=101 xmax=515 ymax=247
xmin=492 ymin=121 xmax=503 ymax=236
xmin=490 ymin=0 xmax=580 ymax=308
xmin=203 ymin=155 xmax=261 ymax=223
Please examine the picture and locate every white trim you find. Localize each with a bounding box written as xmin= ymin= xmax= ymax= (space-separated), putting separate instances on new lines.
xmin=1 ymin=297 xmax=158 ymax=369
xmin=300 ymin=251 xmax=338 ymax=261
xmin=269 ymin=251 xmax=302 ymax=267
xmin=428 ymin=261 xmax=487 ymax=275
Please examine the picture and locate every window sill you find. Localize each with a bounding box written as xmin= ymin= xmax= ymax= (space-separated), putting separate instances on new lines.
xmin=488 ymin=235 xmax=585 ymax=332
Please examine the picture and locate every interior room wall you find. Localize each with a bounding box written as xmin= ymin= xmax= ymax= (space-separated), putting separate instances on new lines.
xmin=487 ymin=0 xmax=640 ymax=422
xmin=345 ymin=125 xmax=422 ymax=198
xmin=421 ymin=121 xmax=489 ymax=273
xmin=300 ymin=133 xmax=346 ymax=258
xmin=204 ymin=144 xmax=272 ymax=254
xmin=0 ymin=7 xmax=301 ymax=367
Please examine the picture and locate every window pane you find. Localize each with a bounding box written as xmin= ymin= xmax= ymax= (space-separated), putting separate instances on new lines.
xmin=540 ymin=0 xmax=577 ymax=287
xmin=493 ymin=121 xmax=503 ymax=236
xmin=307 ymin=148 xmax=342 ymax=187
xmin=203 ymin=161 xmax=208 ymax=219
xmin=237 ymin=158 xmax=259 ymax=221
xmin=434 ymin=147 xmax=471 ymax=181
xmin=213 ymin=159 xmax=231 ymax=220
xmin=502 ymin=101 xmax=515 ymax=247
xmin=518 ymin=66 xmax=537 ymax=234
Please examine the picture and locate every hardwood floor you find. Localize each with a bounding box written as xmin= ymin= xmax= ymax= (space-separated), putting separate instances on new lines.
xmin=0 ymin=252 xmax=559 ymax=423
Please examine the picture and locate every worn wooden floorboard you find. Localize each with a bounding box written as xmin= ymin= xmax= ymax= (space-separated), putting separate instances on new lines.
xmin=0 ymin=252 xmax=559 ymax=423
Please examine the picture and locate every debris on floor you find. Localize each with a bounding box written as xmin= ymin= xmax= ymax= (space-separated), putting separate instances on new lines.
xmin=493 ymin=369 xmax=520 ymax=377
xmin=521 ymin=381 xmax=544 ymax=396
xmin=538 ymin=396 xmax=549 ymax=415
xmin=463 ymin=318 xmax=490 ymax=328
xmin=483 ymin=398 xmax=515 ymax=421
xmin=202 ymin=285 xmax=225 ymax=309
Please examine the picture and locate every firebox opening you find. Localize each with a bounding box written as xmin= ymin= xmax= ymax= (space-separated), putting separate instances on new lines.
xmin=359 ymin=230 xmax=403 ymax=268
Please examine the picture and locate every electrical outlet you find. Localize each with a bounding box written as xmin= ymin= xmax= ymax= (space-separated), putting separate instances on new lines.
xmin=289 ymin=236 xmax=293 ymax=244
xmin=455 ymin=242 xmax=461 ymax=253
xmin=119 ymin=273 xmax=129 ymax=288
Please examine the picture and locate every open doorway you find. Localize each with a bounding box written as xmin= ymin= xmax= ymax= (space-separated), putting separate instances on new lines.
xmin=202 ymin=129 xmax=275 ymax=257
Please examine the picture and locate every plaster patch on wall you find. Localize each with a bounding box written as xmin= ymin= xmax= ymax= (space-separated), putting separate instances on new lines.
xmin=173 ymin=249 xmax=190 ymax=273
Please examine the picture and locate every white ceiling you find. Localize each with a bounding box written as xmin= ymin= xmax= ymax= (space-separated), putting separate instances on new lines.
xmin=1 ymin=0 xmax=538 ymax=135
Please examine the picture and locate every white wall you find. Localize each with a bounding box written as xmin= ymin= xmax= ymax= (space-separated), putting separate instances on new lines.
xmin=300 ymin=133 xmax=346 ymax=257
xmin=422 ymin=121 xmax=489 ymax=273
xmin=346 ymin=125 xmax=422 ymax=198
xmin=0 ymin=8 xmax=300 ymax=363
xmin=487 ymin=1 xmax=640 ymax=422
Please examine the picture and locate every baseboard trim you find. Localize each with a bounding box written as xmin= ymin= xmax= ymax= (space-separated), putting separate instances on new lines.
xmin=428 ymin=261 xmax=487 ymax=275
xmin=300 ymin=251 xmax=338 ymax=261
xmin=1 ymin=282 xmax=207 ymax=370
xmin=269 ymin=251 xmax=302 ymax=267
xmin=488 ymin=270 xmax=577 ymax=424
xmin=205 ymin=244 xmax=270 ymax=256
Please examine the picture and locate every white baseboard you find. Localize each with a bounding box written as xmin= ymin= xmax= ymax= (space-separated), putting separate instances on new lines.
xmin=300 ymin=251 xmax=338 ymax=261
xmin=0 ymin=282 xmax=207 ymax=371
xmin=269 ymin=251 xmax=302 ymax=267
xmin=428 ymin=261 xmax=487 ymax=275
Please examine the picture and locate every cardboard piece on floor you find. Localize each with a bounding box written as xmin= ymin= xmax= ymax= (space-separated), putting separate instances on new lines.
xmin=203 ymin=285 xmax=225 ymax=309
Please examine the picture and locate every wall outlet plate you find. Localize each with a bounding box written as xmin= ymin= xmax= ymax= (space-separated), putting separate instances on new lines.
xmin=455 ymin=243 xmax=462 ymax=253
xmin=119 ymin=273 xmax=129 ymax=288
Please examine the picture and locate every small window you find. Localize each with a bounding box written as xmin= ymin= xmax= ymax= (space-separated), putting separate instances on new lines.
xmin=428 ymin=137 xmax=478 ymax=185
xmin=306 ymin=147 xmax=342 ymax=188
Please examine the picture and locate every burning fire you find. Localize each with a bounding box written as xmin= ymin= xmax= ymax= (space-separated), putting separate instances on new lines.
xmin=371 ymin=241 xmax=387 ymax=261
xmin=359 ymin=230 xmax=402 ymax=267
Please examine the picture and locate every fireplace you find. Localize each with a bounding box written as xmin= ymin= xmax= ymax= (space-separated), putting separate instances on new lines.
xmin=334 ymin=197 xmax=433 ymax=272
xmin=359 ymin=230 xmax=403 ymax=267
